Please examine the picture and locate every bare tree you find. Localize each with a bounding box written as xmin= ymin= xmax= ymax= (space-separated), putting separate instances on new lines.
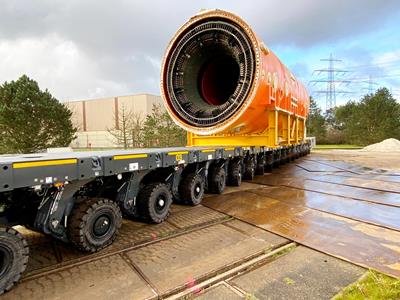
xmin=130 ymin=111 xmax=144 ymax=148
xmin=108 ymin=104 xmax=132 ymax=149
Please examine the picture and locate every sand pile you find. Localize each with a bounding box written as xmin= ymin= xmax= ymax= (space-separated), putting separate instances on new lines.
xmin=362 ymin=138 xmax=400 ymax=152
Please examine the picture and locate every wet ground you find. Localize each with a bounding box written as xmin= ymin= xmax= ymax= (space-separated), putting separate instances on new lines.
xmin=2 ymin=150 xmax=399 ymax=299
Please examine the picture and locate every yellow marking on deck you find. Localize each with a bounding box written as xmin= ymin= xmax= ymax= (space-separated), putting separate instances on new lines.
xmin=201 ymin=149 xmax=216 ymax=153
xmin=13 ymin=159 xmax=77 ymax=169
xmin=224 ymin=147 xmax=235 ymax=151
xmin=167 ymin=151 xmax=189 ymax=155
xmin=113 ymin=154 xmax=148 ymax=160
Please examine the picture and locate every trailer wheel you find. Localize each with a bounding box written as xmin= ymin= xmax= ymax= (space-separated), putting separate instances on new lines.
xmin=255 ymin=157 xmax=265 ymax=176
xmin=244 ymin=158 xmax=255 ymax=180
xmin=137 ymin=183 xmax=172 ymax=223
xmin=0 ymin=227 xmax=29 ymax=294
xmin=280 ymin=150 xmax=287 ymax=165
xmin=264 ymin=154 xmax=273 ymax=172
xmin=295 ymin=147 xmax=300 ymax=159
xmin=68 ymin=198 xmax=122 ymax=252
xmin=179 ymin=173 xmax=204 ymax=205
xmin=264 ymin=163 xmax=273 ymax=172
xmin=209 ymin=167 xmax=226 ymax=194
xmin=228 ymin=160 xmax=242 ymax=186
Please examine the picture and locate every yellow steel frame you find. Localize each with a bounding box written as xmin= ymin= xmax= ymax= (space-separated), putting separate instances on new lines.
xmin=187 ymin=109 xmax=306 ymax=147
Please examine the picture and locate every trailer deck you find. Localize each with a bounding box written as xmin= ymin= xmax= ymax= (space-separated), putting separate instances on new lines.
xmin=0 ymin=146 xmax=261 ymax=192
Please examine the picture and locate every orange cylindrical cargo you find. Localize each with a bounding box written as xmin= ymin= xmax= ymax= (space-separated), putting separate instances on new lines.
xmin=161 ymin=9 xmax=309 ymax=146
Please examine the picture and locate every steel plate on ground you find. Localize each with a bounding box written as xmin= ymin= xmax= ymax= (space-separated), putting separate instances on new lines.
xmin=203 ymin=189 xmax=400 ymax=278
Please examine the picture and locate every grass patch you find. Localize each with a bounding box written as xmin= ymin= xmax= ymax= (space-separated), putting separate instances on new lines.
xmin=269 ymin=243 xmax=296 ymax=259
xmin=283 ymin=277 xmax=296 ymax=285
xmin=313 ymin=144 xmax=362 ymax=150
xmin=245 ymin=293 xmax=259 ymax=300
xmin=332 ymin=270 xmax=400 ymax=300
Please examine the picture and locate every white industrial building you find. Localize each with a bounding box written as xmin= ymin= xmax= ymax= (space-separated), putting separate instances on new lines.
xmin=66 ymin=94 xmax=163 ymax=148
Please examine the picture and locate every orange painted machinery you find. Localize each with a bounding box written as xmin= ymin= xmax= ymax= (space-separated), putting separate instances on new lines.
xmin=161 ymin=9 xmax=309 ymax=147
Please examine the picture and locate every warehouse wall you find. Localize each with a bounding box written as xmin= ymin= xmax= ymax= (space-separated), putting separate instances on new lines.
xmin=66 ymin=94 xmax=163 ymax=148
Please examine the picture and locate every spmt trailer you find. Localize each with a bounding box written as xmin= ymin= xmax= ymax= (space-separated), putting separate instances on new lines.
xmin=0 ymin=9 xmax=310 ymax=293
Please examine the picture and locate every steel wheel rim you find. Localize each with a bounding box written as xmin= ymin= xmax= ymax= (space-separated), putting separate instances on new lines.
xmin=194 ymin=182 xmax=202 ymax=199
xmin=155 ymin=194 xmax=167 ymax=214
xmin=92 ymin=214 xmax=112 ymax=238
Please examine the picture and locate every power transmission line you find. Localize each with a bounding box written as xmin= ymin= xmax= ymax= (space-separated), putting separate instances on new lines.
xmin=309 ymin=53 xmax=353 ymax=110
xmin=361 ymin=75 xmax=379 ymax=94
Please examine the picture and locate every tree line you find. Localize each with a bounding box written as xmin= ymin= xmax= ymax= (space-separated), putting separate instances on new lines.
xmin=307 ymin=88 xmax=400 ymax=145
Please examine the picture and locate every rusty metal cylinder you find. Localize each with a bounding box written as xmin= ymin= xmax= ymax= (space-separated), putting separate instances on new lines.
xmin=161 ymin=9 xmax=309 ymax=136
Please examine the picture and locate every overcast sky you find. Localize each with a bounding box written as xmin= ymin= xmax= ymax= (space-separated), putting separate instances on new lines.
xmin=1 ymin=0 xmax=400 ymax=108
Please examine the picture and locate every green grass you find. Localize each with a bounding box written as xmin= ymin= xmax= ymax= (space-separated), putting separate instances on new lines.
xmin=314 ymin=144 xmax=362 ymax=150
xmin=245 ymin=293 xmax=259 ymax=300
xmin=332 ymin=270 xmax=400 ymax=300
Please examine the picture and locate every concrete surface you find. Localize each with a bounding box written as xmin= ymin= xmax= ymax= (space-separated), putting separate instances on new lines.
xmin=196 ymin=283 xmax=242 ymax=299
xmin=230 ymin=246 xmax=364 ymax=300
xmin=126 ymin=223 xmax=287 ymax=294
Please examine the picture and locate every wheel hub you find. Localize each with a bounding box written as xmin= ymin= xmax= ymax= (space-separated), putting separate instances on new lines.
xmin=93 ymin=215 xmax=111 ymax=237
xmin=194 ymin=183 xmax=202 ymax=198
xmin=155 ymin=195 xmax=167 ymax=213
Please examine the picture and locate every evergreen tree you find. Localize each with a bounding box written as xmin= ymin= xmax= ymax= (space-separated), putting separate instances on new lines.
xmin=306 ymin=97 xmax=326 ymax=142
xmin=356 ymin=88 xmax=400 ymax=145
xmin=334 ymin=88 xmax=400 ymax=145
xmin=0 ymin=75 xmax=76 ymax=154
xmin=142 ymin=104 xmax=186 ymax=147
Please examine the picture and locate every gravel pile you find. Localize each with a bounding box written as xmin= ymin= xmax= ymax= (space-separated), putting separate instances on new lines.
xmin=362 ymin=138 xmax=400 ymax=152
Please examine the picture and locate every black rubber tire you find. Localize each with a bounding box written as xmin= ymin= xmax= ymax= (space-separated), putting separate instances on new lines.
xmin=137 ymin=183 xmax=172 ymax=223
xmin=273 ymin=152 xmax=281 ymax=168
xmin=273 ymin=160 xmax=280 ymax=168
xmin=264 ymin=163 xmax=273 ymax=172
xmin=243 ymin=158 xmax=255 ymax=180
xmin=290 ymin=151 xmax=295 ymax=161
xmin=295 ymin=148 xmax=300 ymax=159
xmin=68 ymin=198 xmax=122 ymax=252
xmin=0 ymin=227 xmax=29 ymax=294
xmin=208 ymin=167 xmax=226 ymax=194
xmin=179 ymin=173 xmax=205 ymax=206
xmin=255 ymin=163 xmax=265 ymax=175
xmin=280 ymin=151 xmax=287 ymax=165
xmin=264 ymin=154 xmax=273 ymax=172
xmin=228 ymin=160 xmax=242 ymax=187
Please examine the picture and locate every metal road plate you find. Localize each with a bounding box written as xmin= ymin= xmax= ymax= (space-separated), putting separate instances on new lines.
xmin=203 ymin=189 xmax=400 ymax=278
xmin=252 ymin=176 xmax=400 ymax=207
